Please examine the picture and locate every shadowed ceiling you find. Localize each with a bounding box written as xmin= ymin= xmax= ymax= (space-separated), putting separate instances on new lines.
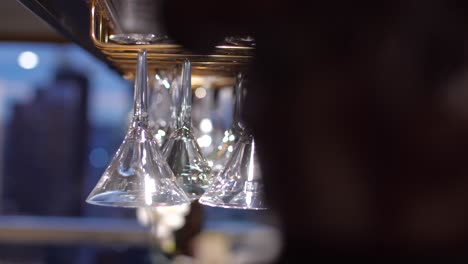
xmin=0 ymin=0 xmax=64 ymax=41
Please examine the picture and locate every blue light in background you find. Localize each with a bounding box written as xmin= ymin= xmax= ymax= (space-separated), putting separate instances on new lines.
xmin=17 ymin=51 xmax=39 ymax=69
xmin=0 ymin=42 xmax=131 ymax=126
xmin=89 ymin=147 xmax=109 ymax=168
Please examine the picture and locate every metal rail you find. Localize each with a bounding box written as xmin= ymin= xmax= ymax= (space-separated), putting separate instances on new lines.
xmin=0 ymin=215 xmax=151 ymax=246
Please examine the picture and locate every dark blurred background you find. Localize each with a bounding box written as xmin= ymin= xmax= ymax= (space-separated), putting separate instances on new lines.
xmin=160 ymin=0 xmax=468 ymax=260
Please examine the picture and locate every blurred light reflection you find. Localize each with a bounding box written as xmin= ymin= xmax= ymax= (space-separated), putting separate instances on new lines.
xmin=17 ymin=51 xmax=39 ymax=69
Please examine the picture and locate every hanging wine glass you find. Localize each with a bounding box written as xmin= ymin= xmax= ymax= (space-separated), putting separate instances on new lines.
xmin=208 ymin=73 xmax=245 ymax=175
xmin=224 ymin=36 xmax=256 ymax=47
xmin=109 ymin=22 xmax=179 ymax=148
xmin=199 ymin=74 xmax=267 ymax=210
xmin=199 ymin=134 xmax=267 ymax=210
xmin=103 ymin=0 xmax=174 ymax=45
xmin=162 ymin=59 xmax=212 ymax=200
xmin=193 ymin=86 xmax=222 ymax=158
xmin=86 ymin=50 xmax=190 ymax=207
xmin=109 ymin=33 xmax=173 ymax=45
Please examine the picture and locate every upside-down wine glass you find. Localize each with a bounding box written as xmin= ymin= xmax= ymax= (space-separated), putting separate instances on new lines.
xmin=208 ymin=73 xmax=245 ymax=175
xmin=86 ymin=50 xmax=190 ymax=207
xmin=162 ymin=59 xmax=212 ymax=200
xmin=199 ymin=73 xmax=267 ymax=210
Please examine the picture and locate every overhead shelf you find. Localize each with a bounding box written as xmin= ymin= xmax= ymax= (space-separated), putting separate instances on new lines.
xmin=16 ymin=0 xmax=254 ymax=81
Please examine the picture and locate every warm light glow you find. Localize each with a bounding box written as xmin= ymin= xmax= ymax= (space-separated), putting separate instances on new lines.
xmin=18 ymin=51 xmax=39 ymax=69
xmin=156 ymin=224 xmax=171 ymax=239
xmin=248 ymin=141 xmax=255 ymax=181
xmin=155 ymin=129 xmax=166 ymax=141
xmin=197 ymin=135 xmax=212 ymax=147
xmin=144 ymin=175 xmax=156 ymax=206
xmin=155 ymin=203 xmax=190 ymax=214
xmin=195 ymin=87 xmax=207 ymax=98
xmin=141 ymin=146 xmax=148 ymax=165
xmin=157 ymin=129 xmax=166 ymax=136
xmin=161 ymin=213 xmax=185 ymax=229
xmin=162 ymin=79 xmax=170 ymax=89
xmin=246 ymin=190 xmax=253 ymax=206
xmin=200 ymin=118 xmax=213 ymax=133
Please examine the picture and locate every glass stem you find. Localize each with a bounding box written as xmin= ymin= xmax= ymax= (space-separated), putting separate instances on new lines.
xmin=169 ymin=68 xmax=180 ymax=131
xmin=132 ymin=50 xmax=149 ymax=128
xmin=177 ymin=59 xmax=192 ymax=129
xmin=232 ymin=73 xmax=245 ymax=135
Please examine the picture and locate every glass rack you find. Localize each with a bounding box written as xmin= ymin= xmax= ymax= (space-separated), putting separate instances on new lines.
xmin=90 ymin=0 xmax=254 ymax=81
